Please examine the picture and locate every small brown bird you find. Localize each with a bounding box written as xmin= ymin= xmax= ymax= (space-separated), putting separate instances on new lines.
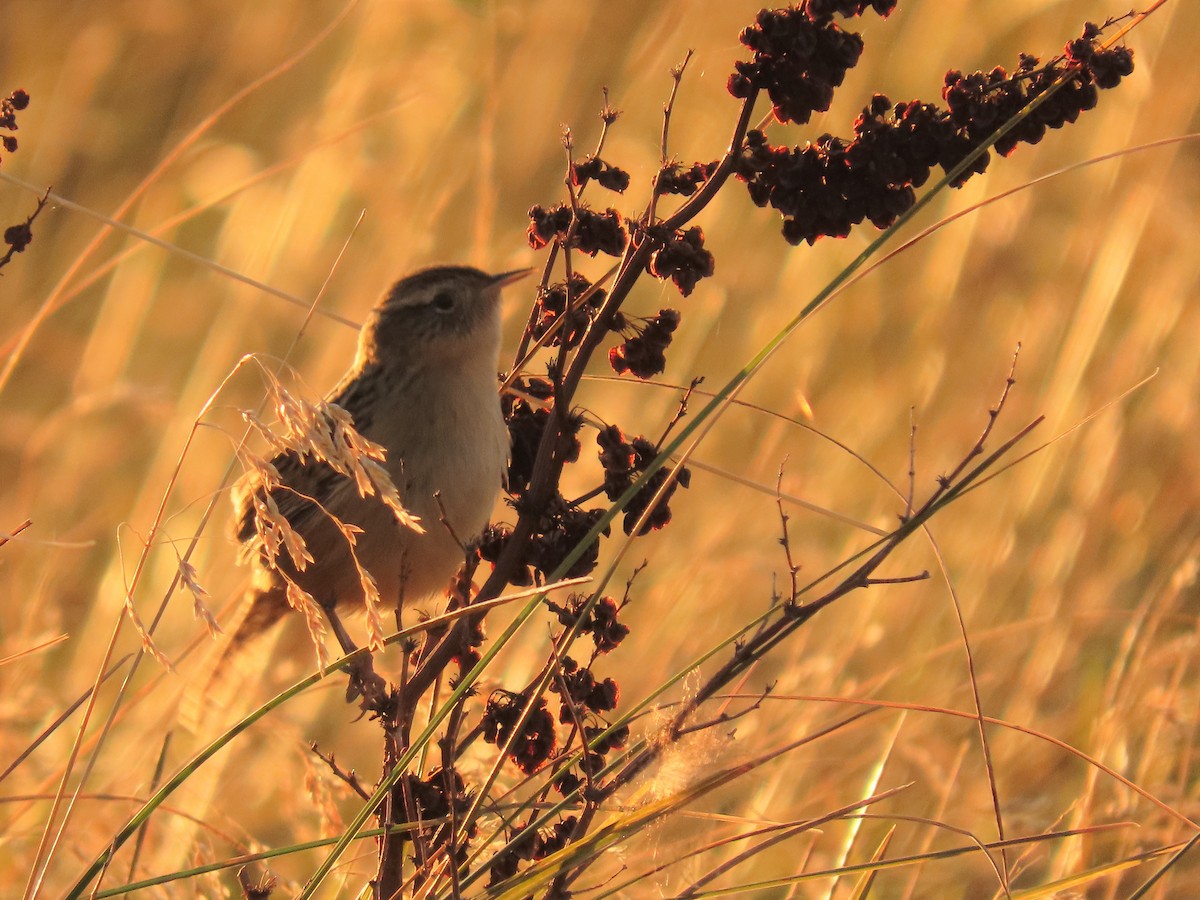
xmin=219 ymin=265 xmax=527 ymax=687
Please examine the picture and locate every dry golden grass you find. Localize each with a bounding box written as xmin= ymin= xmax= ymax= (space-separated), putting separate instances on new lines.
xmin=1 ymin=1 xmax=1197 ymax=896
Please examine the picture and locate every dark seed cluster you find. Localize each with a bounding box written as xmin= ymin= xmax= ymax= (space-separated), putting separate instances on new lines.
xmin=527 ymin=203 xmax=627 ymax=257
xmin=596 ymin=424 xmax=691 ymax=535
xmin=551 ymin=768 xmax=583 ymax=798
xmin=655 ymin=160 xmax=718 ymax=197
xmin=0 ymin=88 xmax=29 ymax=154
xmin=571 ymin=155 xmax=631 ymax=193
xmin=727 ymin=1 xmax=895 ymax=125
xmin=526 ymin=496 xmax=609 ymax=580
xmin=4 ymin=219 xmax=33 ymax=256
xmin=479 ymin=494 xmax=610 ymax=586
xmin=481 ymin=690 xmax=558 ymax=775
xmin=535 ymin=816 xmax=577 ymax=856
xmin=531 ymin=273 xmax=607 ymax=349
xmin=734 ymin=20 xmax=1135 ymax=244
xmin=489 ymin=375 xmax=597 ymax=586
xmin=622 ymin=462 xmax=691 ymax=536
xmin=551 ymin=658 xmax=627 ymax=783
xmin=608 ymin=308 xmax=681 ymax=379
xmin=585 ymin=721 xmax=629 ymax=757
xmin=501 ymin=376 xmax=583 ymax=496
xmin=545 ymin=593 xmax=630 ymax=653
xmin=552 ymin=655 xmax=620 ymax=723
xmin=1067 ymin=23 xmax=1135 ymax=88
xmin=488 ymin=815 xmax=579 ymax=886
xmin=943 ymin=25 xmax=1133 ymax=161
xmin=546 ymin=654 xmax=630 ymax=797
xmin=645 ymin=225 xmax=714 ymax=297
xmin=730 ymin=104 xmax=912 ymax=244
xmin=402 ymin=768 xmax=473 ymax=859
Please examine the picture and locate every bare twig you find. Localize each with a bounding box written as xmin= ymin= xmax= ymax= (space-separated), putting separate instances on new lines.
xmin=655 ymin=376 xmax=703 ymax=450
xmin=775 ymin=462 xmax=801 ymax=605
xmin=0 ymin=517 xmax=33 ymax=549
xmin=660 ymin=50 xmax=693 ymax=164
xmin=904 ymin=408 xmax=917 ymax=521
xmin=309 ymin=743 xmax=371 ymax=802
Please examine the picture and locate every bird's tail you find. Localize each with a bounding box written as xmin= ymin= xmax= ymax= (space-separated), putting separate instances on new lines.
xmin=178 ymin=582 xmax=290 ymax=736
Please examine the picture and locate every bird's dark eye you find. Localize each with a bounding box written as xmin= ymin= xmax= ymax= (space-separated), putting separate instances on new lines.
xmin=431 ymin=291 xmax=455 ymax=313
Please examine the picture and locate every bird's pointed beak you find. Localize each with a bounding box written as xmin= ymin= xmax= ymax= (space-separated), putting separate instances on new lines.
xmin=489 ymin=268 xmax=533 ymax=289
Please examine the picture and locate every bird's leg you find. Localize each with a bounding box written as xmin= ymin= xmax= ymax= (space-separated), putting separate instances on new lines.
xmin=325 ymin=606 xmax=390 ymax=712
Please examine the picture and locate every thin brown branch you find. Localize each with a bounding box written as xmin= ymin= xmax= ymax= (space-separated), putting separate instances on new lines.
xmin=309 ymin=743 xmax=371 ymax=802
xmin=660 ymin=50 xmax=693 ymax=165
xmin=0 ymin=517 xmax=32 ymax=549
xmin=655 ymin=376 xmax=703 ymax=450
xmin=676 ymin=684 xmax=771 ymax=738
xmin=938 ymin=343 xmax=1021 ymax=491
xmin=775 ymin=462 xmax=801 ymax=605
xmin=605 ymin=392 xmax=1042 ymax=798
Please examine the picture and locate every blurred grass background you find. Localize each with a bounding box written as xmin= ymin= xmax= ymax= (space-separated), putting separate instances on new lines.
xmin=1 ymin=0 xmax=1197 ymax=895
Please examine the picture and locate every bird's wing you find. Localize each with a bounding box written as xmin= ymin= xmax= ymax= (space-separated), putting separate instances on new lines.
xmin=233 ymin=366 xmax=403 ymax=558
xmin=232 ymin=450 xmax=347 ymax=553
